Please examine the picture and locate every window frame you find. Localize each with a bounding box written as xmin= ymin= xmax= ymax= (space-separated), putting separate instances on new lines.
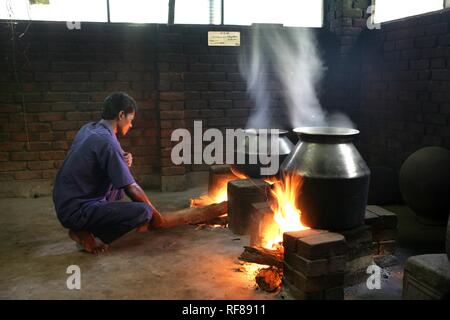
xmin=0 ymin=0 xmax=325 ymax=28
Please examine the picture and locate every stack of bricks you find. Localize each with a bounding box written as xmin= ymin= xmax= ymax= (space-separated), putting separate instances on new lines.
xmin=227 ymin=179 xmax=271 ymax=235
xmin=248 ymin=202 xmax=398 ymax=297
xmin=249 ymin=201 xmax=274 ymax=247
xmin=207 ymin=164 xmax=238 ymax=198
xmin=364 ymin=205 xmax=398 ymax=257
xmin=337 ymin=225 xmax=374 ymax=286
xmin=281 ymin=229 xmax=347 ymax=300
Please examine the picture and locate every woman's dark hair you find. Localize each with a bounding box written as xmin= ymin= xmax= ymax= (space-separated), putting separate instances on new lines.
xmin=101 ymin=92 xmax=138 ymax=120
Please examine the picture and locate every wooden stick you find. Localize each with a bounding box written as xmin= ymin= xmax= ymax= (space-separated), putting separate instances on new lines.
xmin=239 ymin=246 xmax=284 ymax=268
xmin=161 ymin=201 xmax=228 ymax=229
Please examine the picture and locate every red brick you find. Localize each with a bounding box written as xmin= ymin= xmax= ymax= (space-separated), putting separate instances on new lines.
xmin=0 ymin=153 xmax=8 ymax=161
xmin=91 ymin=111 xmax=102 ymax=119
xmin=0 ymin=142 xmax=26 ymax=151
xmin=226 ymin=109 xmax=249 ymax=118
xmin=284 ymin=253 xmax=346 ymax=277
xmin=160 ymin=92 xmax=185 ymax=101
xmin=161 ymin=166 xmax=185 ymax=176
xmin=284 ymin=263 xmax=345 ymax=293
xmin=35 ymin=72 xmax=61 ymax=82
xmin=284 ymin=229 xmax=329 ymax=253
xmin=0 ymin=161 xmax=27 ymax=171
xmin=136 ymin=100 xmax=155 ymax=110
xmin=52 ymin=141 xmax=71 ymax=150
xmin=296 ymin=233 xmax=346 ymax=260
xmin=61 ymin=72 xmax=89 ymax=82
xmin=78 ymin=102 xmax=102 ymax=111
xmin=40 ymin=151 xmax=66 ymax=160
xmin=91 ymin=72 xmax=116 ymax=81
xmin=14 ymin=171 xmax=43 ymax=180
xmin=143 ymin=129 xmax=158 ymax=137
xmin=54 ymin=160 xmax=65 ymax=168
xmin=44 ymin=92 xmax=69 ymax=102
xmin=27 ymin=161 xmax=54 ymax=170
xmin=28 ymin=142 xmax=52 ymax=151
xmin=0 ymin=172 xmax=14 ymax=181
xmin=52 ymin=121 xmax=80 ymax=131
xmin=104 ymin=82 xmax=130 ymax=91
xmin=10 ymin=152 xmax=40 ymax=161
xmin=42 ymin=170 xmax=57 ymax=179
xmin=160 ymin=110 xmax=184 ymax=120
xmin=1 ymin=105 xmax=21 ymax=113
xmin=28 ymin=123 xmax=51 ymax=132
xmin=25 ymin=103 xmax=51 ymax=112
xmin=1 ymin=123 xmax=24 ymax=132
xmin=38 ymin=113 xmax=65 ymax=122
xmin=65 ymin=131 xmax=78 ymax=140
xmin=51 ymin=102 xmax=75 ymax=111
xmin=117 ymin=72 xmax=141 ymax=81
xmin=39 ymin=132 xmax=66 ymax=141
xmin=208 ymin=118 xmax=231 ymax=126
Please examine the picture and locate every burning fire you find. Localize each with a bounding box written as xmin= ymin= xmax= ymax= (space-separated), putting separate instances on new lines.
xmin=190 ymin=177 xmax=233 ymax=207
xmin=190 ymin=167 xmax=246 ymax=207
xmin=190 ymin=166 xmax=308 ymax=252
xmin=262 ymin=173 xmax=309 ymax=249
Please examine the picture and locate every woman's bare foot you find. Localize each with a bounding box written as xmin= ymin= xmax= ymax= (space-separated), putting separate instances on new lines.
xmin=69 ymin=230 xmax=109 ymax=254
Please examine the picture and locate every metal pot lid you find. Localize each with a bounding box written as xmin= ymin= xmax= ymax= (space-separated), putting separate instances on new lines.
xmin=244 ymin=128 xmax=289 ymax=135
xmin=293 ymin=127 xmax=359 ymax=137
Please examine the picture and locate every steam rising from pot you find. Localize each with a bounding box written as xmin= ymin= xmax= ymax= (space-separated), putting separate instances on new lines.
xmin=239 ymin=25 xmax=354 ymax=129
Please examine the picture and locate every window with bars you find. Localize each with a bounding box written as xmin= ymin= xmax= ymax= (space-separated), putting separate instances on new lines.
xmin=0 ymin=0 xmax=108 ymax=22
xmin=0 ymin=0 xmax=323 ymax=27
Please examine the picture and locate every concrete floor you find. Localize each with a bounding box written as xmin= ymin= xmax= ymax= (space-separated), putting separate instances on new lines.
xmin=0 ymin=186 xmax=447 ymax=300
xmin=345 ymin=204 xmax=447 ymax=300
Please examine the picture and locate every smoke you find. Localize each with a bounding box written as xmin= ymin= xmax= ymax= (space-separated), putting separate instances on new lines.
xmin=239 ymin=27 xmax=272 ymax=129
xmin=240 ymin=25 xmax=355 ymax=129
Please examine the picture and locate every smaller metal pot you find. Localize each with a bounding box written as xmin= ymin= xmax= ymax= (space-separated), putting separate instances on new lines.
xmin=232 ymin=129 xmax=294 ymax=178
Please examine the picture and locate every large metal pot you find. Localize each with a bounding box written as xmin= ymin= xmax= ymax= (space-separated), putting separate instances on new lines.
xmin=281 ymin=127 xmax=370 ymax=230
xmin=232 ymin=129 xmax=294 ymax=178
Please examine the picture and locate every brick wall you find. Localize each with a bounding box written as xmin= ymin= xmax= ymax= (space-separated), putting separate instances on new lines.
xmin=357 ymin=9 xmax=450 ymax=169
xmin=324 ymin=0 xmax=370 ymax=116
xmin=6 ymin=1 xmax=447 ymax=195
xmin=0 ymin=21 xmax=338 ymax=196
xmin=0 ymin=23 xmax=159 ymax=196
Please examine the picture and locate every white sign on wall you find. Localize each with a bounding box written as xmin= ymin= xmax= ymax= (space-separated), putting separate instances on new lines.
xmin=208 ymin=31 xmax=240 ymax=46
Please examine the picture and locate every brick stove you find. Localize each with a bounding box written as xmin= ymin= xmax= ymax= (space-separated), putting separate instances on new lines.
xmin=227 ymin=183 xmax=397 ymax=299
xmin=208 ymin=164 xmax=399 ymax=299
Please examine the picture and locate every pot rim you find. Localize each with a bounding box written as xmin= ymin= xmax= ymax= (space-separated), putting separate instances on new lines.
xmin=293 ymin=126 xmax=359 ymax=137
xmin=244 ymin=128 xmax=289 ymax=135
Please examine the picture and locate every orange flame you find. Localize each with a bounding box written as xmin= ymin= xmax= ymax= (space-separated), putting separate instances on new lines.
xmin=229 ymin=166 xmax=248 ymax=180
xmin=262 ymin=173 xmax=309 ymax=249
xmin=190 ymin=173 xmax=240 ymax=207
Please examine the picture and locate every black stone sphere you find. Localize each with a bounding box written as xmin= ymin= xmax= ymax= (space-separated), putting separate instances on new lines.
xmin=399 ymin=146 xmax=450 ymax=226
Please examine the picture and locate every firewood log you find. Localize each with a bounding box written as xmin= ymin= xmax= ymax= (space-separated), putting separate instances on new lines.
xmin=255 ymin=267 xmax=282 ymax=292
xmin=161 ymin=201 xmax=228 ymax=229
xmin=239 ymin=246 xmax=284 ymax=268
